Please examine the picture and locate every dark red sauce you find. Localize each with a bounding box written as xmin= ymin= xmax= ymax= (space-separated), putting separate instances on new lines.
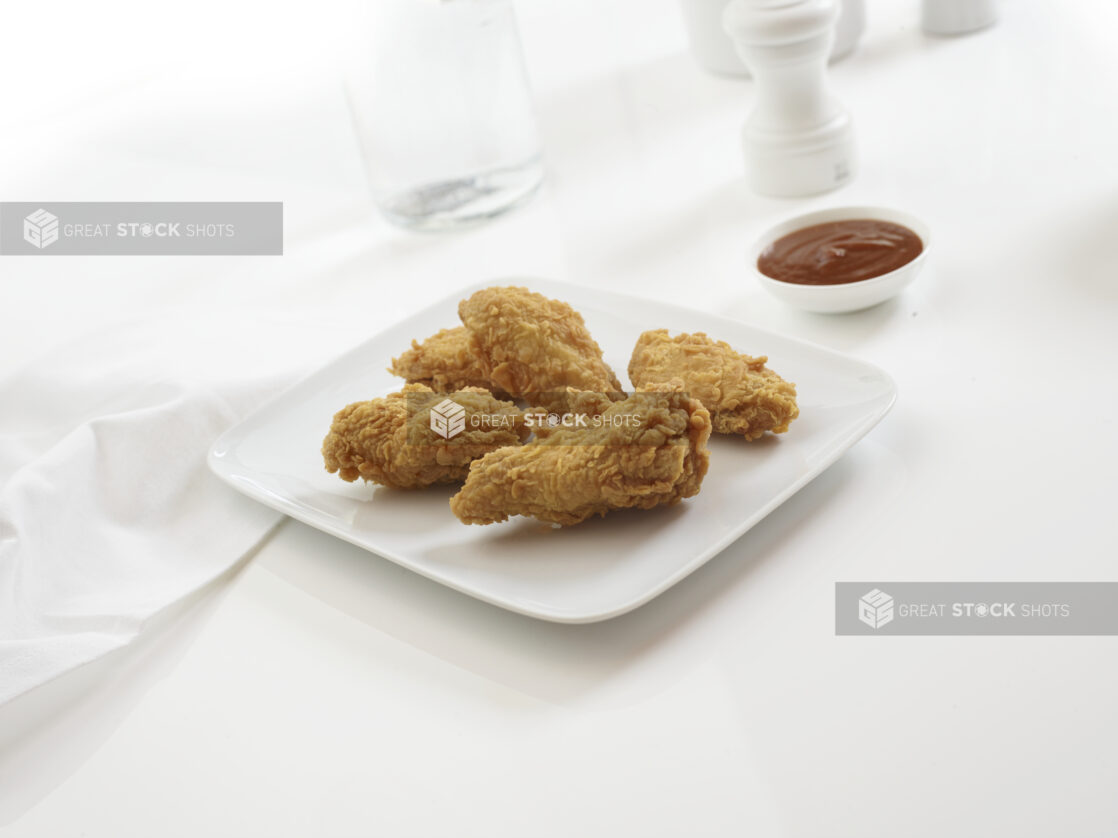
xmin=758 ymin=219 xmax=923 ymax=286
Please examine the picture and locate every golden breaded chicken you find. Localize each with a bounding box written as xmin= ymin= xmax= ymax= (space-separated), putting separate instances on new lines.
xmin=458 ymin=286 xmax=623 ymax=411
xmin=450 ymin=384 xmax=711 ymax=526
xmin=628 ymin=330 xmax=798 ymax=441
xmin=388 ymin=326 xmax=495 ymax=393
xmin=322 ymin=383 xmax=526 ymax=489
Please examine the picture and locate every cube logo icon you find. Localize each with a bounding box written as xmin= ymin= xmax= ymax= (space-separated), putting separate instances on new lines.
xmin=429 ymin=398 xmax=466 ymax=439
xmin=23 ymin=209 xmax=59 ymax=249
xmin=858 ymin=588 xmax=894 ymax=629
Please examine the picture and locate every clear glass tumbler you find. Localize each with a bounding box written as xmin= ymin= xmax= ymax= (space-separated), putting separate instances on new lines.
xmin=347 ymin=0 xmax=544 ymax=231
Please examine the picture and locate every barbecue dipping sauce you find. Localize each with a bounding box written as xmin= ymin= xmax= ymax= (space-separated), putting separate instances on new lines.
xmin=757 ymin=219 xmax=923 ymax=285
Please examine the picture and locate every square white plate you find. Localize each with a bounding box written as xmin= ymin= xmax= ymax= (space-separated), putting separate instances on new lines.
xmin=209 ymin=279 xmax=895 ymax=623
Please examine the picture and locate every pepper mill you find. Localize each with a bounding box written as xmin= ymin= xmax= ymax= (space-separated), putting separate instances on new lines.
xmin=723 ymin=0 xmax=856 ymax=197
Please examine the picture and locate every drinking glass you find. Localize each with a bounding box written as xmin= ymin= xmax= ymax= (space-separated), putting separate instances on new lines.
xmin=347 ymin=0 xmax=544 ymax=231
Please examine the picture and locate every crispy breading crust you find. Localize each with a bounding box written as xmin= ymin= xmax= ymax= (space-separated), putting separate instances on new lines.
xmin=388 ymin=326 xmax=497 ymax=393
xmin=628 ymin=329 xmax=798 ymax=441
xmin=458 ymin=286 xmax=624 ymax=411
xmin=449 ymin=382 xmax=711 ymax=526
xmin=322 ymin=383 xmax=527 ymax=489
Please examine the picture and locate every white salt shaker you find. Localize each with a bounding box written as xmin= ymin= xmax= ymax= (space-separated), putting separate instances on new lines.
xmin=922 ymin=0 xmax=998 ymax=36
xmin=723 ymin=0 xmax=856 ymax=197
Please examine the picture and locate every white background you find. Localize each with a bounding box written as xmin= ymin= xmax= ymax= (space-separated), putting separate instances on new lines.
xmin=2 ymin=1 xmax=1118 ymax=835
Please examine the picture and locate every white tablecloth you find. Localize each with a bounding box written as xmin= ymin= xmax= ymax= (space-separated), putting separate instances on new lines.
xmin=1 ymin=0 xmax=1117 ymax=835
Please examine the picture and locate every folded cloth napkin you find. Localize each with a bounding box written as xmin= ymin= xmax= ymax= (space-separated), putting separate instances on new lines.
xmin=0 ymin=315 xmax=330 ymax=707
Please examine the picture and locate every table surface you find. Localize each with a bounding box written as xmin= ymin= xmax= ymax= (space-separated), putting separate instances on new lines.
xmin=2 ymin=1 xmax=1117 ymax=835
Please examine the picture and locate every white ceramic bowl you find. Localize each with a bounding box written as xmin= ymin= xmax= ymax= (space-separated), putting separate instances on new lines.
xmin=750 ymin=206 xmax=931 ymax=314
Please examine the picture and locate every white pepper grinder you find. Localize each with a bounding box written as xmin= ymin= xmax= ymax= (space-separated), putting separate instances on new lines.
xmin=723 ymin=0 xmax=855 ymax=197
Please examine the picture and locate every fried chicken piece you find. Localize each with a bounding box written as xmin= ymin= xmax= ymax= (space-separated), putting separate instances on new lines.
xmin=322 ymin=383 xmax=527 ymax=489
xmin=450 ymin=384 xmax=711 ymax=526
xmin=628 ymin=330 xmax=798 ymax=441
xmin=458 ymin=286 xmax=623 ymax=411
xmin=521 ymin=388 xmax=614 ymax=429
xmin=388 ymin=326 xmax=497 ymax=393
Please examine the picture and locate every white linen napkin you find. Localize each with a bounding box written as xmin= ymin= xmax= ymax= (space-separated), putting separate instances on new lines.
xmin=0 ymin=314 xmax=333 ymax=706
